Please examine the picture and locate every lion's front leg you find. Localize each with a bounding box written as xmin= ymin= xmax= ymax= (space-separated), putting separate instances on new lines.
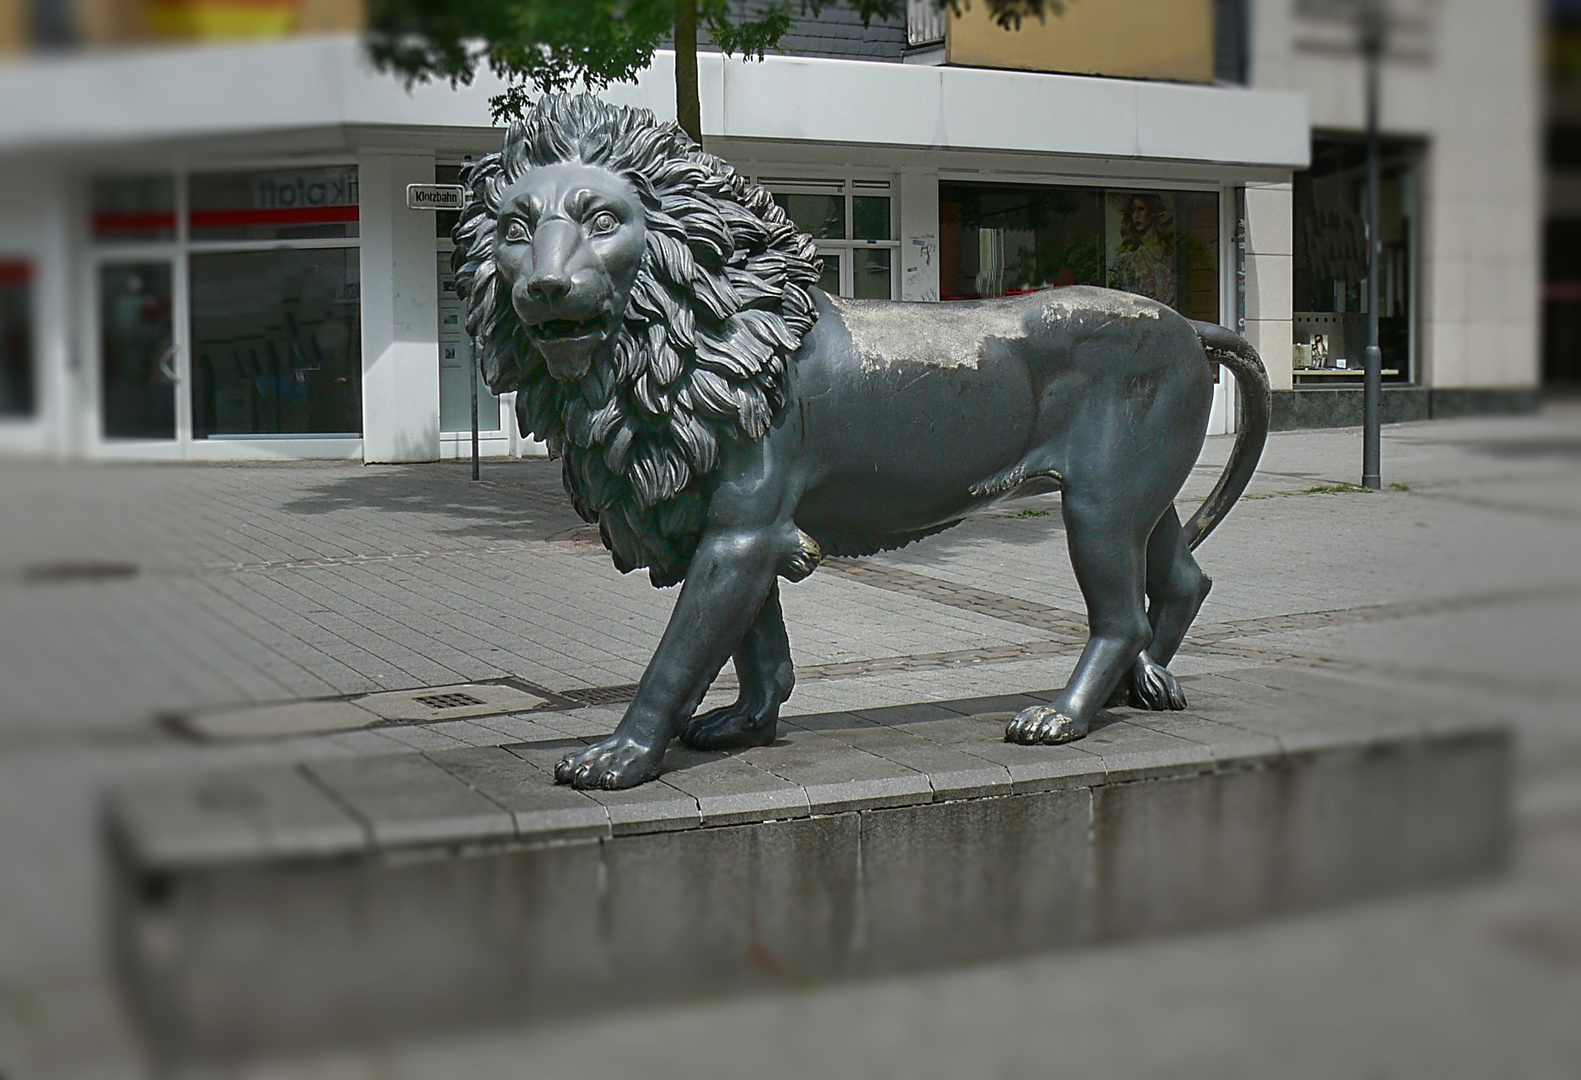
xmin=555 ymin=528 xmax=786 ymax=790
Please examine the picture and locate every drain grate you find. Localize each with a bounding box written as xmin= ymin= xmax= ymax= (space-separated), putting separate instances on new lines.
xmin=561 ymin=684 xmax=641 ymax=707
xmin=413 ymin=691 xmax=488 ymax=710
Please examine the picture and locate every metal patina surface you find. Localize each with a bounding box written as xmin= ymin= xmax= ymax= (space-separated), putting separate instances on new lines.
xmin=453 ymin=93 xmax=1272 ymax=791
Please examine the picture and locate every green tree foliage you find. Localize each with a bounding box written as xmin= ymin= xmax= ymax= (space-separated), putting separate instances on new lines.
xmin=367 ymin=0 xmax=1065 ymax=141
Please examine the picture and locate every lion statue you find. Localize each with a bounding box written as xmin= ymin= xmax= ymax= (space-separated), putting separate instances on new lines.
xmin=454 ymin=94 xmax=1270 ymax=791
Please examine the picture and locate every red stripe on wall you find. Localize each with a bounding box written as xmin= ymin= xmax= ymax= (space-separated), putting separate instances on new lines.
xmin=190 ymin=205 xmax=359 ymax=228
xmin=92 ymin=212 xmax=178 ymax=234
xmin=0 ymin=261 xmax=32 ymax=285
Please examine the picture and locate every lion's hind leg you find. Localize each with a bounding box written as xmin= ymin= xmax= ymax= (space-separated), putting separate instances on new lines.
xmin=1123 ymin=506 xmax=1211 ymax=711
xmin=1007 ymin=483 xmax=1157 ymax=745
xmin=680 ymin=584 xmax=794 ymax=750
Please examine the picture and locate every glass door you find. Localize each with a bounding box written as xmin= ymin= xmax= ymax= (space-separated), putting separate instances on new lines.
xmin=437 ymin=249 xmax=500 ymax=436
xmin=98 ymin=260 xmax=178 ymax=442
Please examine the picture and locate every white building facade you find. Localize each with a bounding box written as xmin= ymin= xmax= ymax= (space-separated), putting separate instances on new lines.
xmin=1249 ymin=0 xmax=1544 ymax=423
xmin=0 ymin=35 xmax=1309 ymax=462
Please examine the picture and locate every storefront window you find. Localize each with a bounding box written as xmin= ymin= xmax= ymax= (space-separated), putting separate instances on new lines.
xmin=1293 ymin=136 xmax=1420 ymax=383
xmin=768 ymin=178 xmax=896 ymax=300
xmin=938 ymin=182 xmax=1221 ymax=322
xmin=0 ymin=260 xmax=34 ymax=418
xmin=91 ymin=176 xmax=176 ymax=243
xmin=189 ymin=167 xmax=359 ymax=242
xmin=189 ymin=248 xmax=361 ymax=438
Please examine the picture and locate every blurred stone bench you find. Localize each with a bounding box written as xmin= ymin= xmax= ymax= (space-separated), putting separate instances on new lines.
xmin=105 ymin=668 xmax=1509 ymax=1067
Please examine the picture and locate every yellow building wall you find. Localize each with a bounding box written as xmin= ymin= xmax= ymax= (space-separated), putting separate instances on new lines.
xmin=0 ymin=0 xmax=25 ymax=53
xmin=947 ymin=0 xmax=1215 ymax=84
xmin=75 ymin=0 xmax=362 ymax=45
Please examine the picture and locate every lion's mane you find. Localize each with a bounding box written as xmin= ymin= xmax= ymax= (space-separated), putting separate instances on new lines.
xmin=452 ymin=94 xmax=822 ymax=587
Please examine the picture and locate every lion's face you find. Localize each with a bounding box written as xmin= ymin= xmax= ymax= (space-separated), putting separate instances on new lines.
xmin=493 ymin=162 xmax=646 ymax=383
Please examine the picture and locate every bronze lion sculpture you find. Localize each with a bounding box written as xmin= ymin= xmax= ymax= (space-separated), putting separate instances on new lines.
xmin=454 ymin=94 xmax=1270 ymax=790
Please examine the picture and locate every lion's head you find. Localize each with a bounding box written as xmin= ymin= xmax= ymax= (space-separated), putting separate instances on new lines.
xmin=453 ymin=93 xmax=822 ymax=586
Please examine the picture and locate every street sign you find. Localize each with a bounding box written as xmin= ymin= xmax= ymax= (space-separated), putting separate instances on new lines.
xmin=405 ymin=184 xmax=467 ymax=211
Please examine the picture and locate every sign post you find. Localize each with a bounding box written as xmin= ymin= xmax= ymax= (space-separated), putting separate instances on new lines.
xmin=1358 ymin=1 xmax=1385 ymax=490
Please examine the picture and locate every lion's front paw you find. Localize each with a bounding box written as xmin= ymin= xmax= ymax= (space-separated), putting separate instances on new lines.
xmin=1005 ymin=705 xmax=1090 ymax=745
xmin=680 ymin=701 xmax=779 ymax=750
xmin=554 ymin=735 xmax=666 ymax=790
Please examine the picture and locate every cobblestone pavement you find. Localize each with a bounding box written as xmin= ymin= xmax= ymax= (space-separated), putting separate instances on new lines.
xmin=2 ymin=411 xmax=1580 ymax=1078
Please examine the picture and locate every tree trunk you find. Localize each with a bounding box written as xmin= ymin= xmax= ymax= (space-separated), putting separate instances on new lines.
xmin=674 ymin=0 xmax=702 ymax=144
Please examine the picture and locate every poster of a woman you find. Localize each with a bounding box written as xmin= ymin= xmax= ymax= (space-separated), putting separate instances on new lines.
xmin=1106 ymin=192 xmax=1177 ymax=308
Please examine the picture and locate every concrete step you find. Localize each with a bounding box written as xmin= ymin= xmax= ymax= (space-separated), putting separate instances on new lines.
xmin=104 ymin=668 xmax=1511 ymax=1069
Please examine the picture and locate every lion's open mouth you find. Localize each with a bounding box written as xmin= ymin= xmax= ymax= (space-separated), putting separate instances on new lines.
xmin=531 ymin=316 xmax=607 ymax=341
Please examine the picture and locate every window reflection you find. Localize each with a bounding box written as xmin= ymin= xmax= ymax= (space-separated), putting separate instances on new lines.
xmin=0 ymin=261 xmax=32 ymax=418
xmin=91 ymin=176 xmax=176 ymax=244
xmin=773 ymin=193 xmax=845 ymax=240
xmin=939 ymin=182 xmax=1219 ymax=323
xmin=190 ymin=249 xmax=361 ymax=438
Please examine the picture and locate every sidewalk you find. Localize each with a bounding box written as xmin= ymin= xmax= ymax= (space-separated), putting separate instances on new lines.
xmin=2 ymin=412 xmax=1580 ymax=1078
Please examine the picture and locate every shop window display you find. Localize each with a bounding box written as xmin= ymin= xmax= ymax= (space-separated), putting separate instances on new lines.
xmin=90 ymin=166 xmax=363 ymax=441
xmin=1293 ymin=136 xmax=1420 ymax=383
xmin=938 ymin=182 xmax=1220 ymax=323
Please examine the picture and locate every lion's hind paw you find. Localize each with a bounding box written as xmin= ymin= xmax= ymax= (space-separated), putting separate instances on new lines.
xmin=680 ymin=703 xmax=779 ymax=751
xmin=1129 ymin=654 xmax=1188 ymax=711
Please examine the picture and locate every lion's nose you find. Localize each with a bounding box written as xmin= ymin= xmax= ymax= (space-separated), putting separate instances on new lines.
xmin=524 ymin=221 xmax=578 ymax=303
xmin=524 ymin=269 xmax=573 ymax=302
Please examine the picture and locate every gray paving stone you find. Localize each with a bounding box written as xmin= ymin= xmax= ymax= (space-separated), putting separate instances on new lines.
xmin=940 ymin=692 xmax=1055 ymax=716
xmin=1182 ymin=674 xmax=1426 ymax=754
xmin=656 ymin=748 xmax=811 ymax=826
xmin=808 ymin=722 xmax=1014 ymax=802
xmin=904 ymin=717 xmax=1108 ymax=794
xmin=1073 ymin=719 xmax=1219 ymax=783
xmin=424 ymin=746 xmax=609 ymax=842
xmin=305 ymin=754 xmax=515 ymax=848
xmin=736 ymin=728 xmax=932 ymax=815
xmin=573 ymin=779 xmax=703 ymax=836
xmin=109 ymin=765 xmax=368 ymax=868
xmin=1122 ymin=710 xmax=1285 ymax=765
xmin=848 ymin=701 xmax=969 ymax=727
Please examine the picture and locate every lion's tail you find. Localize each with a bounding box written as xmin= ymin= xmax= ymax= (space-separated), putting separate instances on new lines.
xmin=1183 ymin=321 xmax=1271 ymax=551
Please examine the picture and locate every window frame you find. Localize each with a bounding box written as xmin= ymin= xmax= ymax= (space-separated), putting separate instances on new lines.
xmin=753 ymin=172 xmax=900 ymax=300
xmin=85 ymin=162 xmax=364 ymax=450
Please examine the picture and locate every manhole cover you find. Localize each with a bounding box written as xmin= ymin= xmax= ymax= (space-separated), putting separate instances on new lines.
xmin=413 ymin=692 xmax=487 ymax=710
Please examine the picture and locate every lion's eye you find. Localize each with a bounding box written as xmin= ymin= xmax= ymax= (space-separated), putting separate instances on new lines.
xmin=588 ymin=210 xmax=620 ymax=236
xmin=503 ymin=218 xmax=530 ymax=243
